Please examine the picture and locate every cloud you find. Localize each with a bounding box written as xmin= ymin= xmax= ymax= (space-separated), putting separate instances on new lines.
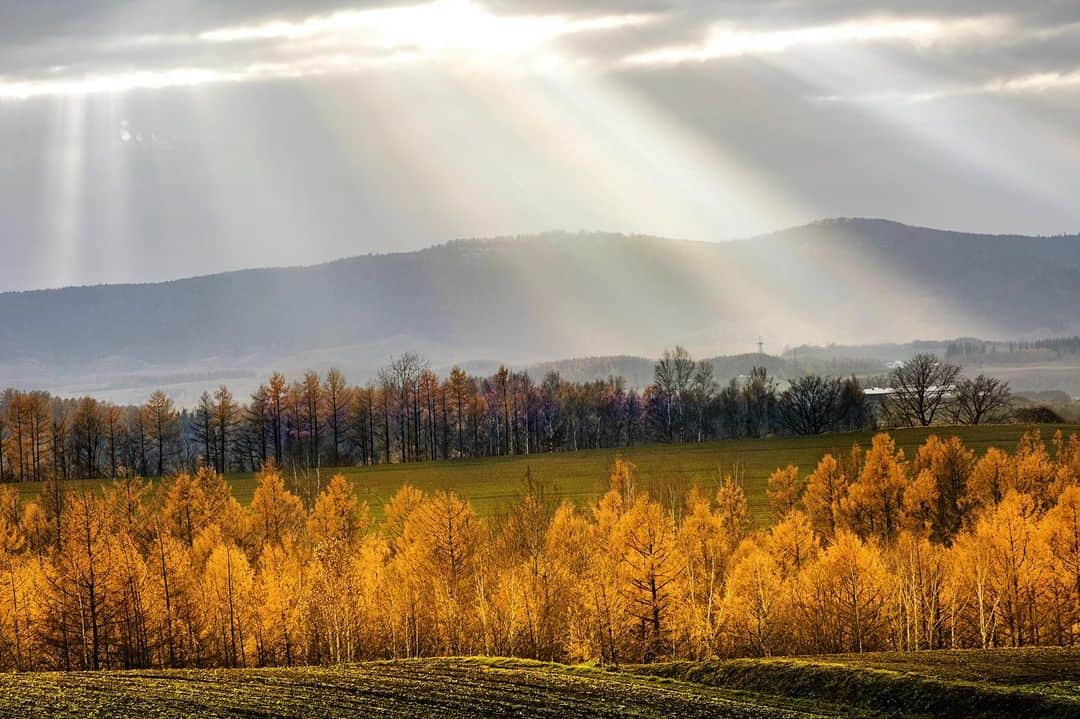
xmin=815 ymin=67 xmax=1080 ymax=104
xmin=3 ymin=0 xmax=1080 ymax=295
xmin=0 ymin=0 xmax=655 ymax=100
xmin=2 ymin=2 xmax=1080 ymax=104
xmin=198 ymin=0 xmax=652 ymax=49
xmin=0 ymin=62 xmax=352 ymax=102
xmin=623 ymin=15 xmax=1011 ymax=65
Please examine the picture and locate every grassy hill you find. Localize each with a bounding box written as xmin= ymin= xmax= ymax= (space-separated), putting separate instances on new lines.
xmin=1 ymin=650 xmax=1076 ymax=718
xmin=637 ymin=648 xmax=1080 ymax=719
xmin=14 ymin=424 xmax=1079 ymax=526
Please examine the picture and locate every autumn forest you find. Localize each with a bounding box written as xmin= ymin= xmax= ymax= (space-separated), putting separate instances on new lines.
xmin=0 ymin=422 xmax=1079 ymax=672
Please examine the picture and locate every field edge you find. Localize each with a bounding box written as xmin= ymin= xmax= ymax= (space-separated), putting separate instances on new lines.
xmin=629 ymin=649 xmax=1080 ymax=719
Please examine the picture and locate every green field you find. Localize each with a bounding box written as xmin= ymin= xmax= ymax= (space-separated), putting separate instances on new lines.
xmin=1 ymin=650 xmax=1076 ymax=718
xmin=0 ymin=659 xmax=841 ymax=718
xmin=639 ymin=647 xmax=1080 ymax=719
xmin=13 ymin=424 xmax=1079 ymax=526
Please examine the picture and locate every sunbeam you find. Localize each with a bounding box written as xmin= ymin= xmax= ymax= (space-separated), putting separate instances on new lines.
xmin=43 ymin=96 xmax=88 ymax=288
xmin=5 ymin=4 xmax=1080 ymax=695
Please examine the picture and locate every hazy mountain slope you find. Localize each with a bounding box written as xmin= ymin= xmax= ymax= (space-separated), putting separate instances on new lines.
xmin=1 ymin=219 xmax=1078 ymax=390
xmin=750 ymin=219 xmax=1080 ymax=336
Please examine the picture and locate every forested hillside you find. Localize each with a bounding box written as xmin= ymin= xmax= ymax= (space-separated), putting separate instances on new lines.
xmin=3 ymin=219 xmax=1079 ymax=390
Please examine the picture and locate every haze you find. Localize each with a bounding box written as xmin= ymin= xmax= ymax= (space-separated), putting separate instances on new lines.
xmin=2 ymin=1 xmax=1080 ymax=292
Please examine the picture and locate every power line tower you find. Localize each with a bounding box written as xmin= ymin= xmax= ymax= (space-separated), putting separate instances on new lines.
xmin=757 ymin=336 xmax=764 ymax=355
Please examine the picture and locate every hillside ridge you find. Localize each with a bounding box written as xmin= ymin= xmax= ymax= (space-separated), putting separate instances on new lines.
xmin=6 ymin=218 xmax=1078 ymax=297
xmin=3 ymin=218 xmax=1079 ymax=390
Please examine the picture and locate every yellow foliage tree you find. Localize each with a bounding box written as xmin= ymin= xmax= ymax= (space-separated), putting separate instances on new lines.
xmin=398 ymin=491 xmax=480 ymax=655
xmin=616 ymin=495 xmax=682 ymax=662
xmin=1040 ymin=485 xmax=1080 ymax=645
xmin=802 ymin=454 xmax=848 ymax=539
xmin=3 ymin=432 xmax=1080 ymax=671
xmin=959 ymin=491 xmax=1047 ymax=647
xmin=203 ymin=541 xmax=255 ymax=667
xmin=250 ymin=465 xmax=305 ymax=550
xmin=841 ymin=433 xmax=909 ymax=541
xmin=725 ymin=540 xmax=785 ymax=656
xmin=901 ymin=470 xmax=939 ymax=538
xmin=254 ymin=539 xmax=306 ymax=665
xmin=307 ymin=474 xmax=369 ymax=547
xmin=913 ymin=435 xmax=973 ymax=541
xmin=162 ymin=466 xmax=246 ymax=547
xmin=675 ymin=487 xmax=730 ymax=659
xmin=766 ymin=465 xmax=803 ymax=521
xmin=608 ymin=455 xmax=639 ymax=508
xmin=964 ymin=447 xmax=1014 ymax=519
xmin=542 ymin=502 xmax=593 ymax=662
xmin=715 ymin=475 xmax=751 ymax=553
xmin=797 ymin=531 xmax=893 ymax=653
xmin=766 ymin=510 xmax=819 ymax=580
xmin=890 ymin=531 xmax=947 ymax=650
xmin=1013 ymin=430 xmax=1058 ymax=506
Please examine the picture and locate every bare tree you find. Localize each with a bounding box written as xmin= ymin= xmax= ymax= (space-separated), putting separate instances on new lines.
xmin=447 ymin=367 xmax=472 ymax=459
xmin=143 ymin=390 xmax=178 ymax=477
xmin=952 ymin=375 xmax=1012 ymax=425
xmin=323 ymin=368 xmax=347 ymax=467
xmin=653 ymin=346 xmax=695 ymax=441
xmin=302 ymin=371 xmax=322 ymax=469
xmin=214 ymin=385 xmax=239 ymax=473
xmin=124 ymin=406 xmax=147 ymax=477
xmin=690 ymin=361 xmax=716 ymax=442
xmin=389 ymin=353 xmax=427 ymax=463
xmin=888 ymin=353 xmax=962 ymax=427
xmin=245 ymin=387 xmax=270 ymax=470
xmin=836 ymin=376 xmax=871 ymax=431
xmin=102 ymin=404 xmax=124 ymax=479
xmin=267 ymin=372 xmax=288 ymax=466
xmin=71 ymin=397 xmax=103 ymax=480
xmin=743 ymin=366 xmax=777 ymax=438
xmin=377 ymin=368 xmax=396 ymax=464
xmin=194 ymin=392 xmax=215 ymax=469
xmin=778 ymin=374 xmax=842 ymax=435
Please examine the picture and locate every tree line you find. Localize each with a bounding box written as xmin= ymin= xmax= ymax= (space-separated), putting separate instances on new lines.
xmin=1 ymin=350 xmax=1011 ymax=482
xmin=0 ymin=429 xmax=1078 ymax=670
xmin=946 ymin=335 xmax=1080 ymax=358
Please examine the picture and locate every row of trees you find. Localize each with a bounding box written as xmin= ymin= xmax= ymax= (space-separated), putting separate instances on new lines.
xmin=946 ymin=336 xmax=1080 ymax=359
xmin=0 ymin=351 xmax=1012 ymax=483
xmin=0 ymin=389 xmax=181 ymax=484
xmin=0 ymin=429 xmax=1078 ymax=670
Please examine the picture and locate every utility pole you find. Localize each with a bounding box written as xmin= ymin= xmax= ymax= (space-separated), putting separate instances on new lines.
xmin=757 ymin=336 xmax=764 ymax=355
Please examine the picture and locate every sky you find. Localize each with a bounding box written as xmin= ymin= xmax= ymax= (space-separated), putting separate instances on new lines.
xmin=1 ymin=0 xmax=1079 ymax=292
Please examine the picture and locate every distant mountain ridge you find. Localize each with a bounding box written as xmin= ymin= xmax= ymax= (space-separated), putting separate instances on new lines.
xmin=1 ymin=219 xmax=1078 ymax=391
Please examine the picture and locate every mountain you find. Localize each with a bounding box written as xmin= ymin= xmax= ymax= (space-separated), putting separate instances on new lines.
xmin=2 ymin=219 xmax=1078 ymax=399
